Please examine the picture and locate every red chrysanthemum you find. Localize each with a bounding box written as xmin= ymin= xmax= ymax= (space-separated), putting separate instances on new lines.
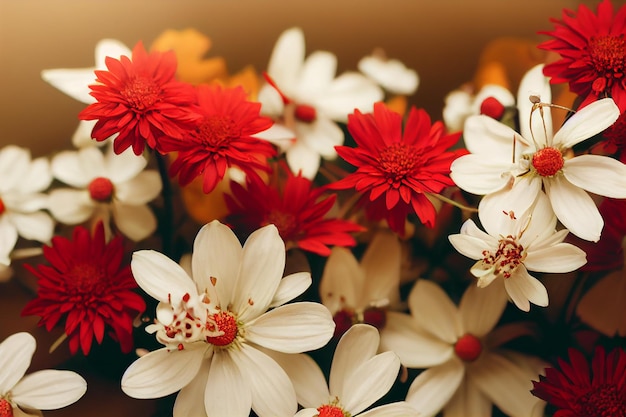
xmin=539 ymin=0 xmax=626 ymax=111
xmin=600 ymin=111 xmax=626 ymax=162
xmin=21 ymin=223 xmax=146 ymax=355
xmin=159 ymin=85 xmax=276 ymax=194
xmin=532 ymin=347 xmax=626 ymax=417
xmin=224 ymin=165 xmax=363 ymax=256
xmin=330 ymin=102 xmax=465 ymax=235
xmin=78 ymin=41 xmax=201 ymax=155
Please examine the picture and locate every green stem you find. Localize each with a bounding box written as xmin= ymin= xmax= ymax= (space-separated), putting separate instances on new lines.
xmin=427 ymin=192 xmax=478 ymax=213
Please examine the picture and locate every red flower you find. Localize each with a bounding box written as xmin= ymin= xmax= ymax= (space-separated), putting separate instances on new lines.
xmin=21 ymin=223 xmax=145 ymax=355
xmin=531 ymin=347 xmax=626 ymax=416
xmin=539 ymin=0 xmax=626 ymax=111
xmin=78 ymin=41 xmax=200 ymax=155
xmin=159 ymin=85 xmax=275 ymax=194
xmin=224 ymin=165 xmax=363 ymax=256
xmin=330 ymin=103 xmax=464 ymax=235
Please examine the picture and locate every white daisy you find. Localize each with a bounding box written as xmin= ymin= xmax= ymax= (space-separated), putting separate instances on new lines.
xmin=380 ymin=280 xmax=545 ymax=417
xmin=122 ymin=221 xmax=335 ymax=417
xmin=442 ymin=83 xmax=515 ymax=132
xmin=257 ymin=27 xmax=383 ymax=179
xmin=0 ymin=332 xmax=86 ymax=417
xmin=451 ymin=64 xmax=626 ymax=242
xmin=357 ymin=52 xmax=419 ymax=95
xmin=47 ymin=145 xmax=161 ymax=241
xmin=0 ymin=145 xmax=54 ymax=266
xmin=41 ymin=39 xmax=130 ymax=148
xmin=270 ymin=324 xmax=418 ymax=417
xmin=449 ymin=191 xmax=587 ymax=311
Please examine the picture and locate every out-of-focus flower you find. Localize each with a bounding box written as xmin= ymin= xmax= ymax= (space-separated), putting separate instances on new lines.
xmin=443 ymin=84 xmax=514 ymax=132
xmin=380 ymin=280 xmax=544 ymax=417
xmin=451 ymin=64 xmax=625 ymax=242
xmin=0 ymin=332 xmax=86 ymax=416
xmin=224 ymin=164 xmax=362 ymax=256
xmin=358 ymin=52 xmax=419 ymax=96
xmin=48 ymin=145 xmax=161 ymax=241
xmin=449 ymin=191 xmax=586 ymax=311
xmin=22 ymin=223 xmax=146 ymax=355
xmin=41 ymin=38 xmax=131 ymax=148
xmin=159 ymin=85 xmax=275 ymax=194
xmin=272 ymin=324 xmax=418 ymax=417
xmin=320 ymin=230 xmax=402 ymax=339
xmin=78 ymin=41 xmax=201 ymax=155
xmin=599 ymin=111 xmax=626 ymax=162
xmin=331 ymin=102 xmax=465 ymax=236
xmin=122 ymin=221 xmax=334 ymax=417
xmin=539 ymin=0 xmax=626 ymax=111
xmin=532 ymin=346 xmax=626 ymax=416
xmin=258 ymin=27 xmax=383 ymax=179
xmin=0 ymin=145 xmax=54 ymax=266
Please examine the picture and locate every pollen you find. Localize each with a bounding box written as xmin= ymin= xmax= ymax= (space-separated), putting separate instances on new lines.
xmin=378 ymin=143 xmax=420 ymax=185
xmin=206 ymin=311 xmax=238 ymax=347
xmin=573 ymin=384 xmax=626 ymax=417
xmin=531 ymin=147 xmax=564 ymax=177
xmin=88 ymin=177 xmax=114 ymax=202
xmin=482 ymin=235 xmax=525 ymax=279
xmin=454 ymin=333 xmax=482 ymax=362
xmin=588 ymin=34 xmax=626 ymax=94
xmin=0 ymin=399 xmax=12 ymax=417
xmin=294 ymin=104 xmax=317 ymax=123
xmin=196 ymin=116 xmax=239 ymax=148
xmin=0 ymin=198 xmax=5 ymax=215
xmin=317 ymin=404 xmax=348 ymax=417
xmin=121 ymin=77 xmax=161 ymax=111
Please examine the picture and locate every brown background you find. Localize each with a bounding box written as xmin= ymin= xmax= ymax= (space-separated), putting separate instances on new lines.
xmin=0 ymin=1 xmax=618 ymax=416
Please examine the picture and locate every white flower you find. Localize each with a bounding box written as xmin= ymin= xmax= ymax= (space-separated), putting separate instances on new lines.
xmin=0 ymin=145 xmax=54 ymax=266
xmin=0 ymin=332 xmax=86 ymax=416
xmin=122 ymin=221 xmax=335 ymax=417
xmin=320 ymin=230 xmax=403 ymax=337
xmin=449 ymin=191 xmax=586 ymax=311
xmin=357 ymin=53 xmax=419 ymax=95
xmin=380 ymin=280 xmax=545 ymax=417
xmin=443 ymin=83 xmax=514 ymax=132
xmin=258 ymin=27 xmax=383 ymax=179
xmin=48 ymin=145 xmax=161 ymax=241
xmin=451 ymin=64 xmax=626 ymax=242
xmin=270 ymin=324 xmax=418 ymax=417
xmin=41 ymin=39 xmax=130 ymax=148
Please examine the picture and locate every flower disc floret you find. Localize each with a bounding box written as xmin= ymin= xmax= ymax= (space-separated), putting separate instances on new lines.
xmin=88 ymin=177 xmax=114 ymax=202
xmin=317 ymin=403 xmax=349 ymax=417
xmin=531 ymin=147 xmax=564 ymax=177
xmin=206 ymin=311 xmax=238 ymax=347
xmin=589 ymin=34 xmax=626 ymax=94
xmin=481 ymin=235 xmax=526 ymax=279
xmin=0 ymin=399 xmax=12 ymax=417
xmin=454 ymin=333 xmax=482 ymax=362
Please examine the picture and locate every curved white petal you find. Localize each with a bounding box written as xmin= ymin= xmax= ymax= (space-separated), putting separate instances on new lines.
xmin=443 ymin=378 xmax=492 ymax=417
xmin=131 ymin=250 xmax=197 ymax=304
xmin=8 ymin=212 xmax=54 ymax=243
xmin=443 ymin=90 xmax=472 ymax=132
xmin=405 ymin=358 xmax=465 ymax=417
xmin=246 ymin=302 xmax=334 ymax=353
xmin=553 ymin=98 xmax=620 ymax=148
xmin=269 ymin=272 xmax=312 ymax=308
xmin=11 ymin=370 xmax=86 ymax=410
xmin=253 ymin=123 xmax=295 ymax=148
xmin=47 ymin=189 xmax=94 ymax=224
xmin=463 ymin=115 xmax=529 ymax=157
xmin=295 ymin=50 xmax=337 ymax=100
xmin=0 ymin=146 xmax=30 ymax=193
xmin=172 ymin=360 xmax=209 ymax=417
xmin=358 ymin=56 xmax=419 ymax=96
xmin=0 ymin=332 xmax=35 ymax=394
xmin=320 ymin=247 xmax=364 ymax=313
xmin=504 ymin=267 xmax=549 ymax=311
xmin=459 ymin=281 xmax=508 ymax=336
xmin=0 ymin=218 xmax=18 ymax=265
xmin=72 ymin=120 xmax=106 ymax=148
xmin=296 ymin=117 xmax=344 ymax=159
xmin=448 ymin=233 xmax=491 ymax=262
xmin=267 ymin=27 xmax=305 ymax=94
xmin=112 ymin=202 xmax=157 ymax=241
xmin=51 ymin=151 xmax=92 ymax=188
xmin=205 ymin=351 xmax=251 ymax=417
xmin=316 ymin=72 xmax=383 ymax=122
xmin=258 ymin=85 xmax=287 ymax=118
xmin=41 ymin=68 xmax=97 ymax=104
xmin=563 ymin=154 xmax=626 ymax=198
xmin=114 ymin=170 xmax=162 ymax=205
xmin=285 ymin=140 xmax=321 ymax=179
xmin=104 ymin=145 xmax=148 ymax=183
xmin=20 ymin=157 xmax=52 ymax=194
xmin=361 ymin=231 xmax=402 ymax=307
xmin=450 ymin=155 xmax=514 ymax=195
xmin=409 ymin=280 xmax=458 ymax=343
xmin=477 ymin=176 xmax=541 ymax=229
xmin=524 ymin=243 xmax=587 ymax=273
xmin=517 ymin=64 xmax=552 ymax=144
xmin=95 ymin=38 xmax=131 ymax=68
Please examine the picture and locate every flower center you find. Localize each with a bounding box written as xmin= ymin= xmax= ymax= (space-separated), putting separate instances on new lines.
xmin=196 ymin=116 xmax=239 ymax=148
xmin=588 ymin=34 xmax=626 ymax=94
xmin=88 ymin=177 xmax=114 ymax=202
xmin=332 ymin=309 xmax=355 ymax=340
xmin=67 ymin=262 xmax=107 ymax=294
xmin=454 ymin=333 xmax=482 ymax=362
xmin=121 ymin=77 xmax=161 ymax=111
xmin=531 ymin=147 xmax=564 ymax=177
xmin=317 ymin=404 xmax=349 ymax=417
xmin=0 ymin=399 xmax=13 ymax=417
xmin=378 ymin=143 xmax=420 ymax=185
xmin=480 ymin=96 xmax=505 ymax=120
xmin=481 ymin=235 xmax=525 ymax=279
xmin=573 ymin=383 xmax=626 ymax=417
xmin=294 ymin=104 xmax=317 ymax=123
xmin=265 ymin=210 xmax=297 ymax=240
xmin=603 ymin=111 xmax=626 ymax=155
xmin=206 ymin=311 xmax=238 ymax=347
xmin=362 ymin=307 xmax=387 ymax=331
xmin=0 ymin=198 xmax=5 ymax=215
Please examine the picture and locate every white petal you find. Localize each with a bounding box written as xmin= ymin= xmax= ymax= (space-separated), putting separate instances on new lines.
xmin=41 ymin=67 xmax=97 ymax=104
xmin=296 ymin=117 xmax=344 ymax=159
xmin=450 ymin=154 xmax=514 ymax=195
xmin=51 ymin=151 xmax=91 ymax=188
xmin=112 ymin=202 xmax=157 ymax=241
xmin=131 ymin=250 xmax=197 ymax=304
xmin=504 ymin=267 xmax=549 ymax=311
xmin=114 ymin=171 xmax=161 ymax=205
xmin=409 ymin=280 xmax=459 ymax=343
xmin=47 ymin=189 xmax=94 ymax=224
xmin=459 ymin=280 xmax=508 ymax=336
xmin=473 ymin=84 xmax=515 ymax=110
xmin=358 ymin=56 xmax=419 ymax=95
xmin=2 ymin=193 xmax=49 ymax=214
xmin=563 ymin=154 xmax=626 ymax=198
xmin=121 ymin=347 xmax=204 ymax=399
xmin=253 ymin=123 xmax=295 ymax=148
xmin=20 ymin=157 xmax=52 ymax=194
xmin=12 ymin=370 xmax=86 ymax=410
xmin=104 ymin=145 xmax=148 ymax=183
xmin=267 ymin=27 xmax=305 ymax=94
xmin=246 ymin=302 xmax=334 ymax=353
xmin=95 ymin=39 xmax=131 ymax=68
xmin=517 ymin=191 xmax=557 ymax=247
xmin=316 ymin=72 xmax=383 ymax=122
xmin=517 ymin=64 xmax=552 ymax=144
xmin=525 ymin=243 xmax=587 ymax=273
xmin=0 ymin=147 xmax=31 ymax=193
xmin=544 ymin=175 xmax=603 ymax=242
xmin=443 ymin=90 xmax=472 ymax=132
xmin=553 ymin=98 xmax=620 ymax=148
xmin=449 ymin=233 xmax=492 ymax=261
xmin=405 ymin=358 xmax=465 ymax=417
xmin=205 ymin=351 xmax=251 ymax=417
xmin=8 ymin=212 xmax=54 ymax=243
xmin=258 ymin=84 xmax=286 ymax=118
xmin=358 ymin=402 xmax=420 ymax=417
xmin=0 ymin=332 xmax=34 ymax=393
xmin=443 ymin=378 xmax=492 ymax=417
xmin=463 ymin=115 xmax=529 ymax=158
xmin=0 ymin=218 xmax=18 ymax=265
xmin=173 ymin=360 xmax=209 ymax=417
xmin=72 ymin=120 xmax=103 ymax=148
xmin=361 ymin=231 xmax=402 ymax=307
xmin=269 ymin=272 xmax=312 ymax=308
xmin=320 ymin=247 xmax=364 ymax=313
xmin=295 ymin=51 xmax=336 ymax=99
xmin=285 ymin=140 xmax=321 ymax=179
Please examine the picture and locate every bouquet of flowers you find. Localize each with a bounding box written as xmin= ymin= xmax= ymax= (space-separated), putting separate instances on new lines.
xmin=1 ymin=1 xmax=625 ymax=416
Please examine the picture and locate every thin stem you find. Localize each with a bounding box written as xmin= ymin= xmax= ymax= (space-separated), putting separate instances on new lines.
xmin=427 ymin=193 xmax=478 ymax=213
xmin=155 ymin=153 xmax=174 ymax=258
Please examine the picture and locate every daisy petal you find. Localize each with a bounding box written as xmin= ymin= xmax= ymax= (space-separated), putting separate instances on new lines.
xmin=0 ymin=332 xmax=35 ymax=393
xmin=205 ymin=351 xmax=252 ymax=417
xmin=267 ymin=27 xmax=305 ymax=93
xmin=48 ymin=189 xmax=93 ymax=224
xmin=405 ymin=358 xmax=465 ymax=417
xmin=443 ymin=378 xmax=492 ymax=417
xmin=517 ymin=64 xmax=552 ymax=143
xmin=505 ymin=267 xmax=549 ymax=311
xmin=316 ymin=72 xmax=382 ymax=122
xmin=296 ymin=51 xmax=336 ymax=98
xmin=0 ymin=218 xmax=18 ymax=265
xmin=459 ymin=280 xmax=508 ymax=336
xmin=11 ymin=370 xmax=86 ymax=410
xmin=285 ymin=140 xmax=322 ymax=179
xmin=7 ymin=212 xmax=54 ymax=243
xmin=173 ymin=360 xmax=210 ymax=417
xmin=112 ymin=202 xmax=157 ymax=242
xmin=553 ymin=98 xmax=620 ymax=148
xmin=320 ymin=247 xmax=363 ymax=313
xmin=131 ymin=251 xmax=197 ymax=304
xmin=563 ymin=154 xmax=626 ymax=198
xmin=450 ymin=155 xmax=514 ymax=195
xmin=114 ymin=171 xmax=162 ymax=204
xmin=409 ymin=280 xmax=458 ymax=343
xmin=525 ymin=243 xmax=587 ymax=273
xmin=269 ymin=272 xmax=312 ymax=308
xmin=361 ymin=231 xmax=402 ymax=305
xmin=358 ymin=402 xmax=420 ymax=417
xmin=297 ymin=117 xmax=344 ymax=159
xmin=41 ymin=68 xmax=98 ymax=104
xmin=463 ymin=115 xmax=527 ymax=157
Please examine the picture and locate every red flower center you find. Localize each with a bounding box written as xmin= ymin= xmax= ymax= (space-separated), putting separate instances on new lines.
xmin=573 ymin=383 xmax=626 ymax=417
xmin=455 ymin=333 xmax=482 ymax=362
xmin=317 ymin=404 xmax=347 ymax=417
xmin=88 ymin=177 xmax=114 ymax=202
xmin=196 ymin=116 xmax=239 ymax=148
xmin=378 ymin=143 xmax=420 ymax=185
xmin=266 ymin=210 xmax=297 ymax=240
xmin=480 ymin=96 xmax=506 ymax=120
xmin=363 ymin=306 xmax=387 ymax=331
xmin=589 ymin=34 xmax=626 ymax=94
xmin=0 ymin=198 xmax=5 ymax=215
xmin=332 ymin=309 xmax=355 ymax=340
xmin=121 ymin=77 xmax=161 ymax=111
xmin=294 ymin=104 xmax=317 ymax=123
xmin=67 ymin=262 xmax=106 ymax=294
xmin=532 ymin=147 xmax=564 ymax=177
xmin=482 ymin=235 xmax=525 ymax=279
xmin=205 ymin=311 xmax=238 ymax=347
xmin=0 ymin=399 xmax=13 ymax=417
